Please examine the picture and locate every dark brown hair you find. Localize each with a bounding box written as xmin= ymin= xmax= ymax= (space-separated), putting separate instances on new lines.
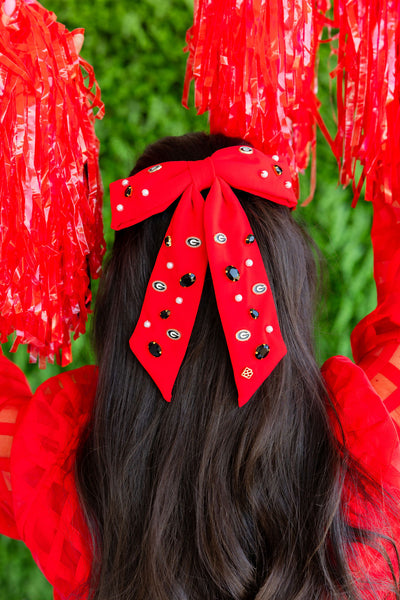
xmin=77 ymin=133 xmax=399 ymax=600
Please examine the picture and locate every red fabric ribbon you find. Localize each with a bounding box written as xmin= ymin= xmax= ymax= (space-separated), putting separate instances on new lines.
xmin=110 ymin=146 xmax=297 ymax=406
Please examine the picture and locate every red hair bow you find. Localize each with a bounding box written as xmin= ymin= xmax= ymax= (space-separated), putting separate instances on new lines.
xmin=110 ymin=146 xmax=297 ymax=406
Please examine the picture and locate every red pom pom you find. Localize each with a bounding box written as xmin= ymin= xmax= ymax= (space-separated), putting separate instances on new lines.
xmin=183 ymin=0 xmax=330 ymax=200
xmin=0 ymin=0 xmax=105 ymax=365
xmin=327 ymin=0 xmax=400 ymax=207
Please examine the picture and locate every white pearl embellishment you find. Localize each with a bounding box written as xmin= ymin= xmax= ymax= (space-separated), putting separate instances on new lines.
xmin=166 ymin=262 xmax=174 ymax=269
xmin=284 ymin=181 xmax=292 ymax=188
xmin=116 ymin=204 xmax=124 ymax=212
xmin=142 ymin=189 xmax=150 ymax=196
xmin=260 ymin=170 xmax=268 ymax=178
xmin=144 ymin=321 xmax=151 ymax=328
xmin=272 ymin=154 xmax=279 ymax=161
xmin=176 ymin=297 xmax=183 ymax=304
xmin=245 ymin=259 xmax=253 ymax=267
xmin=122 ymin=179 xmax=129 ymax=186
xmin=235 ymin=294 xmax=243 ymax=302
xmin=266 ymin=325 xmax=274 ymax=333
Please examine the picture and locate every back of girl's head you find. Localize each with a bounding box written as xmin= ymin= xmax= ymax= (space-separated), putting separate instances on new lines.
xmin=78 ymin=133 xmax=391 ymax=600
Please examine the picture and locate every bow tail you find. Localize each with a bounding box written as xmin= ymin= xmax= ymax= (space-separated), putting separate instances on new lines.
xmin=204 ymin=179 xmax=287 ymax=407
xmin=129 ymin=187 xmax=208 ymax=401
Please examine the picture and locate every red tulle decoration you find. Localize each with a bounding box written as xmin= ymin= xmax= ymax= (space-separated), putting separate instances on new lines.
xmin=326 ymin=0 xmax=400 ymax=207
xmin=0 ymin=0 xmax=105 ymax=366
xmin=183 ymin=0 xmax=330 ymax=199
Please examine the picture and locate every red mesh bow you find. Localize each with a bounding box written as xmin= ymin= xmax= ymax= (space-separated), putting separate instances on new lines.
xmin=110 ymin=146 xmax=297 ymax=406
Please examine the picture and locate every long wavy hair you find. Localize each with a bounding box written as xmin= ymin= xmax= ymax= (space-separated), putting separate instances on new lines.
xmin=76 ymin=132 xmax=399 ymax=600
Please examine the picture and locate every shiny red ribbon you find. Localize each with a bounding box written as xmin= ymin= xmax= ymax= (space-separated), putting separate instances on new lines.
xmin=110 ymin=146 xmax=297 ymax=406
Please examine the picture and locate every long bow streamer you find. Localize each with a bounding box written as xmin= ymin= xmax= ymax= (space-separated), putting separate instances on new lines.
xmin=110 ymin=146 xmax=297 ymax=406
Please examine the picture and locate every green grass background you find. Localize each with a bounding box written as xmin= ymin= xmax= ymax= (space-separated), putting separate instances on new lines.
xmin=0 ymin=1 xmax=375 ymax=598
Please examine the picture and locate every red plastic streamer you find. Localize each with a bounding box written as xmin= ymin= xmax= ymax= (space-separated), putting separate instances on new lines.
xmin=0 ymin=0 xmax=105 ymax=366
xmin=329 ymin=0 xmax=400 ymax=207
xmin=183 ymin=0 xmax=330 ymax=198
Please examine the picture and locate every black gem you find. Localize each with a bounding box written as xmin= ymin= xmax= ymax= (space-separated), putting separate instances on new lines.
xmin=249 ymin=309 xmax=259 ymax=320
xmin=124 ymin=185 xmax=133 ymax=197
xmin=245 ymin=234 xmax=255 ymax=244
xmin=180 ymin=273 xmax=196 ymax=287
xmin=160 ymin=309 xmax=171 ymax=319
xmin=148 ymin=341 xmax=162 ymax=357
xmin=255 ymin=344 xmax=270 ymax=360
xmin=225 ymin=266 xmax=240 ymax=282
xmin=164 ymin=235 xmax=172 ymax=247
xmin=273 ymin=165 xmax=283 ymax=175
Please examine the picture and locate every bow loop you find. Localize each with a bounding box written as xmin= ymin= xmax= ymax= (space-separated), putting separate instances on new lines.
xmin=110 ymin=146 xmax=297 ymax=406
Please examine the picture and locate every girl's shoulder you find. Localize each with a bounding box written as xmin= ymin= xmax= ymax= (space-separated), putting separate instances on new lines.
xmin=322 ymin=355 xmax=400 ymax=491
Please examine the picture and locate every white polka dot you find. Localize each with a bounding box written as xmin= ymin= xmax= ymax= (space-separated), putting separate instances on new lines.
xmin=144 ymin=320 xmax=151 ymax=328
xmin=175 ymin=297 xmax=183 ymax=304
xmin=284 ymin=181 xmax=292 ymax=188
xmin=122 ymin=179 xmax=129 ymax=186
xmin=245 ymin=259 xmax=253 ymax=267
xmin=260 ymin=170 xmax=268 ymax=178
xmin=116 ymin=204 xmax=124 ymax=212
xmin=272 ymin=154 xmax=279 ymax=161
xmin=235 ymin=294 xmax=243 ymax=302
xmin=266 ymin=325 xmax=274 ymax=333
xmin=142 ymin=188 xmax=150 ymax=196
xmin=166 ymin=262 xmax=174 ymax=269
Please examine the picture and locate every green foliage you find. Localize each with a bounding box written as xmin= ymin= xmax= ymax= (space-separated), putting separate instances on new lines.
xmin=0 ymin=0 xmax=375 ymax=597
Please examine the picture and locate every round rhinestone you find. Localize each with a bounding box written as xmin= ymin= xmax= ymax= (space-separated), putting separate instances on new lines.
xmin=164 ymin=235 xmax=172 ymax=247
xmin=148 ymin=164 xmax=162 ymax=173
xmin=239 ymin=146 xmax=254 ymax=154
xmin=245 ymin=234 xmax=255 ymax=244
xmin=249 ymin=309 xmax=259 ymax=319
xmin=260 ymin=170 xmax=268 ymax=178
xmin=245 ymin=259 xmax=253 ymax=267
xmin=160 ymin=309 xmax=171 ymax=319
xmin=116 ymin=204 xmax=124 ymax=212
xmin=175 ymin=297 xmax=183 ymax=304
xmin=266 ymin=325 xmax=274 ymax=333
xmin=255 ymin=344 xmax=270 ymax=359
xmin=144 ymin=320 xmax=151 ymax=328
xmin=141 ymin=188 xmax=149 ymax=197
xmin=180 ymin=273 xmax=196 ymax=287
xmin=225 ymin=266 xmax=240 ymax=282
xmin=235 ymin=294 xmax=243 ymax=302
xmin=284 ymin=181 xmax=292 ymax=188
xmin=148 ymin=342 xmax=162 ymax=357
xmin=124 ymin=185 xmax=133 ymax=197
xmin=273 ymin=165 xmax=283 ymax=176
